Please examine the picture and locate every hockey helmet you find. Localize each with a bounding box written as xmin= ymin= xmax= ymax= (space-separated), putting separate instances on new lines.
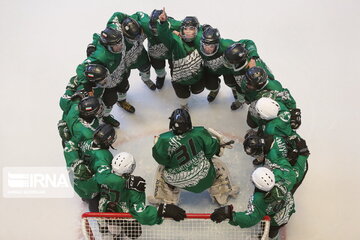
xmin=169 ymin=108 xmax=192 ymax=135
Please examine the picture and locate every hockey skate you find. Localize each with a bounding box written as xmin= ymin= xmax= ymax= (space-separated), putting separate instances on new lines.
xmin=207 ymin=89 xmax=220 ymax=102
xmin=230 ymin=100 xmax=244 ymax=110
xmin=143 ymin=79 xmax=156 ymax=90
xmin=102 ymin=115 xmax=120 ymax=128
xmin=155 ymin=76 xmax=165 ymax=89
xmin=117 ymin=100 xmax=135 ymax=113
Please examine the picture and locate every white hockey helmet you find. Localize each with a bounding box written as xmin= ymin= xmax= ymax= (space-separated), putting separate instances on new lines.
xmin=251 ymin=167 xmax=275 ymax=192
xmin=112 ymin=152 xmax=136 ymax=176
xmin=255 ymin=97 xmax=280 ymax=120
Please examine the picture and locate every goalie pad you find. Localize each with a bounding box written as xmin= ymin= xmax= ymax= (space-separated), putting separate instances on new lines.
xmin=148 ymin=165 xmax=180 ymax=205
xmin=206 ymin=127 xmax=233 ymax=149
xmin=209 ymin=158 xmax=240 ymax=205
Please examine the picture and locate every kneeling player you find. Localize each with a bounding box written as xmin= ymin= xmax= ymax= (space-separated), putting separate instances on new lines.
xmin=210 ymin=167 xmax=296 ymax=240
xmin=99 ymin=152 xmax=186 ymax=239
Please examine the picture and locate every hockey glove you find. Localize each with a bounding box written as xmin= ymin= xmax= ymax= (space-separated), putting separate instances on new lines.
xmin=290 ymin=108 xmax=301 ymax=129
xmin=210 ymin=205 xmax=233 ymax=223
xmin=158 ymin=204 xmax=186 ymax=222
xmin=86 ymin=43 xmax=96 ymax=57
xmin=295 ymin=137 xmax=310 ymax=156
xmin=287 ymin=148 xmax=299 ymax=166
xmin=72 ymin=160 xmax=93 ymax=180
xmin=126 ymin=175 xmax=146 ymax=192
xmin=57 ymin=120 xmax=71 ymax=141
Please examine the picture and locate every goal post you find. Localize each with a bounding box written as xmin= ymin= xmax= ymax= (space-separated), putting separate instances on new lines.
xmin=82 ymin=212 xmax=270 ymax=240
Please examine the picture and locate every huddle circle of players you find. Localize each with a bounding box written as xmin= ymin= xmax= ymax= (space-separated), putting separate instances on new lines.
xmin=58 ymin=8 xmax=309 ymax=240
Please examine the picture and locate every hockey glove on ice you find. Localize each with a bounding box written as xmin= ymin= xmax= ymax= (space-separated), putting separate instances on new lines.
xmin=290 ymin=108 xmax=301 ymax=129
xmin=126 ymin=175 xmax=146 ymax=192
xmin=72 ymin=160 xmax=93 ymax=180
xmin=210 ymin=205 xmax=233 ymax=223
xmin=158 ymin=204 xmax=186 ymax=222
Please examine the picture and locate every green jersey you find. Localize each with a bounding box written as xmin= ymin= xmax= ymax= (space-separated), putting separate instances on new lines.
xmin=99 ymin=176 xmax=163 ymax=225
xmin=63 ymin=104 xmax=99 ymax=170
xmin=230 ymin=190 xmax=295 ymax=228
xmin=198 ymin=38 xmax=258 ymax=76
xmin=249 ymin=101 xmax=294 ymax=137
xmin=133 ymin=12 xmax=181 ymax=60
xmin=59 ymin=75 xmax=105 ymax=120
xmin=152 ymin=127 xmax=220 ymax=193
xmin=78 ymin=33 xmax=128 ymax=89
xmin=239 ymin=79 xmax=297 ymax=110
xmin=107 ymin=12 xmax=150 ymax=70
xmin=157 ymin=20 xmax=203 ymax=85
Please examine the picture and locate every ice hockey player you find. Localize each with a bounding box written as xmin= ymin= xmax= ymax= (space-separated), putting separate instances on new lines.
xmin=98 ymin=152 xmax=186 ymax=239
xmin=58 ymin=63 xmax=117 ymax=144
xmin=64 ymin=123 xmax=116 ymax=211
xmin=107 ymin=12 xmax=157 ymax=91
xmin=63 ymin=96 xmax=103 ymax=152
xmin=210 ymin=167 xmax=296 ymax=240
xmin=80 ymin=27 xmax=136 ymax=114
xmin=149 ymin=108 xmax=239 ymax=206
xmin=197 ymin=27 xmax=259 ymax=110
xmin=223 ymin=42 xmax=274 ymax=109
xmin=135 ymin=9 xmax=182 ymax=89
xmin=156 ymin=8 xmax=205 ymax=109
xmin=238 ymin=66 xmax=301 ymax=129
xmin=244 ymin=132 xmax=310 ymax=194
xmin=247 ymin=97 xmax=294 ymax=137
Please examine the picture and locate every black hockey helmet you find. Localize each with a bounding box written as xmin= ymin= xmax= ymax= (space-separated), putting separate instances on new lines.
xmin=244 ymin=67 xmax=268 ymax=90
xmin=84 ymin=64 xmax=109 ymax=83
xmin=149 ymin=9 xmax=163 ymax=36
xmin=180 ymin=16 xmax=199 ymax=42
xmin=100 ymin=27 xmax=123 ymax=46
xmin=122 ymin=17 xmax=142 ymax=41
xmin=200 ymin=27 xmax=220 ymax=56
xmin=224 ymin=43 xmax=249 ymax=71
xmin=78 ymin=96 xmax=102 ymax=119
xmin=169 ymin=108 xmax=192 ymax=135
xmin=93 ymin=124 xmax=117 ymax=148
xmin=243 ymin=134 xmax=265 ymax=157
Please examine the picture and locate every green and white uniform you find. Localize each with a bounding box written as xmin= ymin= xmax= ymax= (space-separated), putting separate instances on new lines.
xmin=198 ymin=39 xmax=257 ymax=77
xmin=249 ymin=100 xmax=294 ymax=137
xmin=240 ymin=78 xmax=296 ymax=110
xmin=99 ymin=175 xmax=163 ymax=225
xmin=59 ymin=74 xmax=105 ymax=120
xmin=78 ymin=33 xmax=128 ymax=89
xmin=229 ymin=190 xmax=295 ymax=228
xmin=152 ymin=126 xmax=220 ymax=193
xmin=107 ymin=12 xmax=149 ymax=71
xmin=157 ymin=20 xmax=204 ymax=85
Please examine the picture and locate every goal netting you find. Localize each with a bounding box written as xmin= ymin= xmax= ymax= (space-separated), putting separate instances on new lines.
xmin=82 ymin=212 xmax=270 ymax=240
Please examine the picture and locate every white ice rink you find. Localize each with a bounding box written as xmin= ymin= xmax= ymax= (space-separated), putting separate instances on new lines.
xmin=1 ymin=0 xmax=360 ymax=239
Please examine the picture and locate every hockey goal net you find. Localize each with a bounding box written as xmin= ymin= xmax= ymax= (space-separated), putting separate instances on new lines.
xmin=82 ymin=212 xmax=270 ymax=240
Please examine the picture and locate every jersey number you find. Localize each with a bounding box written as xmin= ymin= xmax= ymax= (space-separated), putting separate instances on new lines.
xmin=174 ymin=138 xmax=197 ymax=165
